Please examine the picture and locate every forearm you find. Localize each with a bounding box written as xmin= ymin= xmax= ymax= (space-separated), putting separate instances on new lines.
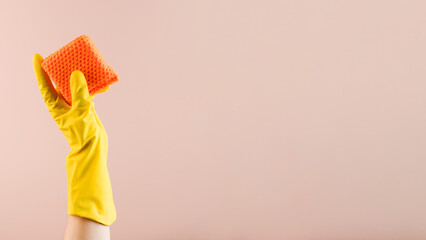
xmin=66 ymin=129 xmax=116 ymax=225
xmin=64 ymin=215 xmax=110 ymax=240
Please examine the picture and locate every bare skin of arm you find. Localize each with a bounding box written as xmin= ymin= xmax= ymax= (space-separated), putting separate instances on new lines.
xmin=63 ymin=215 xmax=110 ymax=240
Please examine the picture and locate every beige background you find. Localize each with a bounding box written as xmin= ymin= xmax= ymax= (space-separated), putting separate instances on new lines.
xmin=1 ymin=0 xmax=426 ymax=239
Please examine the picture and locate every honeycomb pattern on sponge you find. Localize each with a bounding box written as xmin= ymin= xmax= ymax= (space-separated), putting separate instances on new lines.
xmin=41 ymin=35 xmax=119 ymax=105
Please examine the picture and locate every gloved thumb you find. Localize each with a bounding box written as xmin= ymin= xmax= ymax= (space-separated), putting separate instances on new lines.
xmin=70 ymin=70 xmax=91 ymax=108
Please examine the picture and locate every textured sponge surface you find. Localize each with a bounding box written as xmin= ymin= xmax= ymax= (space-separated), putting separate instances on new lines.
xmin=41 ymin=35 xmax=119 ymax=105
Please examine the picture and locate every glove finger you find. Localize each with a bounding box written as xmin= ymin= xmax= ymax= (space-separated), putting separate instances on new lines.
xmin=94 ymin=85 xmax=111 ymax=94
xmin=33 ymin=54 xmax=58 ymax=105
xmin=70 ymin=70 xmax=91 ymax=108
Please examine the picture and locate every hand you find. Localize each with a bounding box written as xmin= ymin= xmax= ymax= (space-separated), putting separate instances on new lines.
xmin=33 ymin=53 xmax=116 ymax=226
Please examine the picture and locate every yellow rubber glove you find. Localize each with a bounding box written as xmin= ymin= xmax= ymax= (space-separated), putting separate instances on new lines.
xmin=33 ymin=54 xmax=116 ymax=226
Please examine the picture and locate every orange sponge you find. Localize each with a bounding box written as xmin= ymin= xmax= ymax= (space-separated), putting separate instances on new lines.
xmin=41 ymin=35 xmax=119 ymax=105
